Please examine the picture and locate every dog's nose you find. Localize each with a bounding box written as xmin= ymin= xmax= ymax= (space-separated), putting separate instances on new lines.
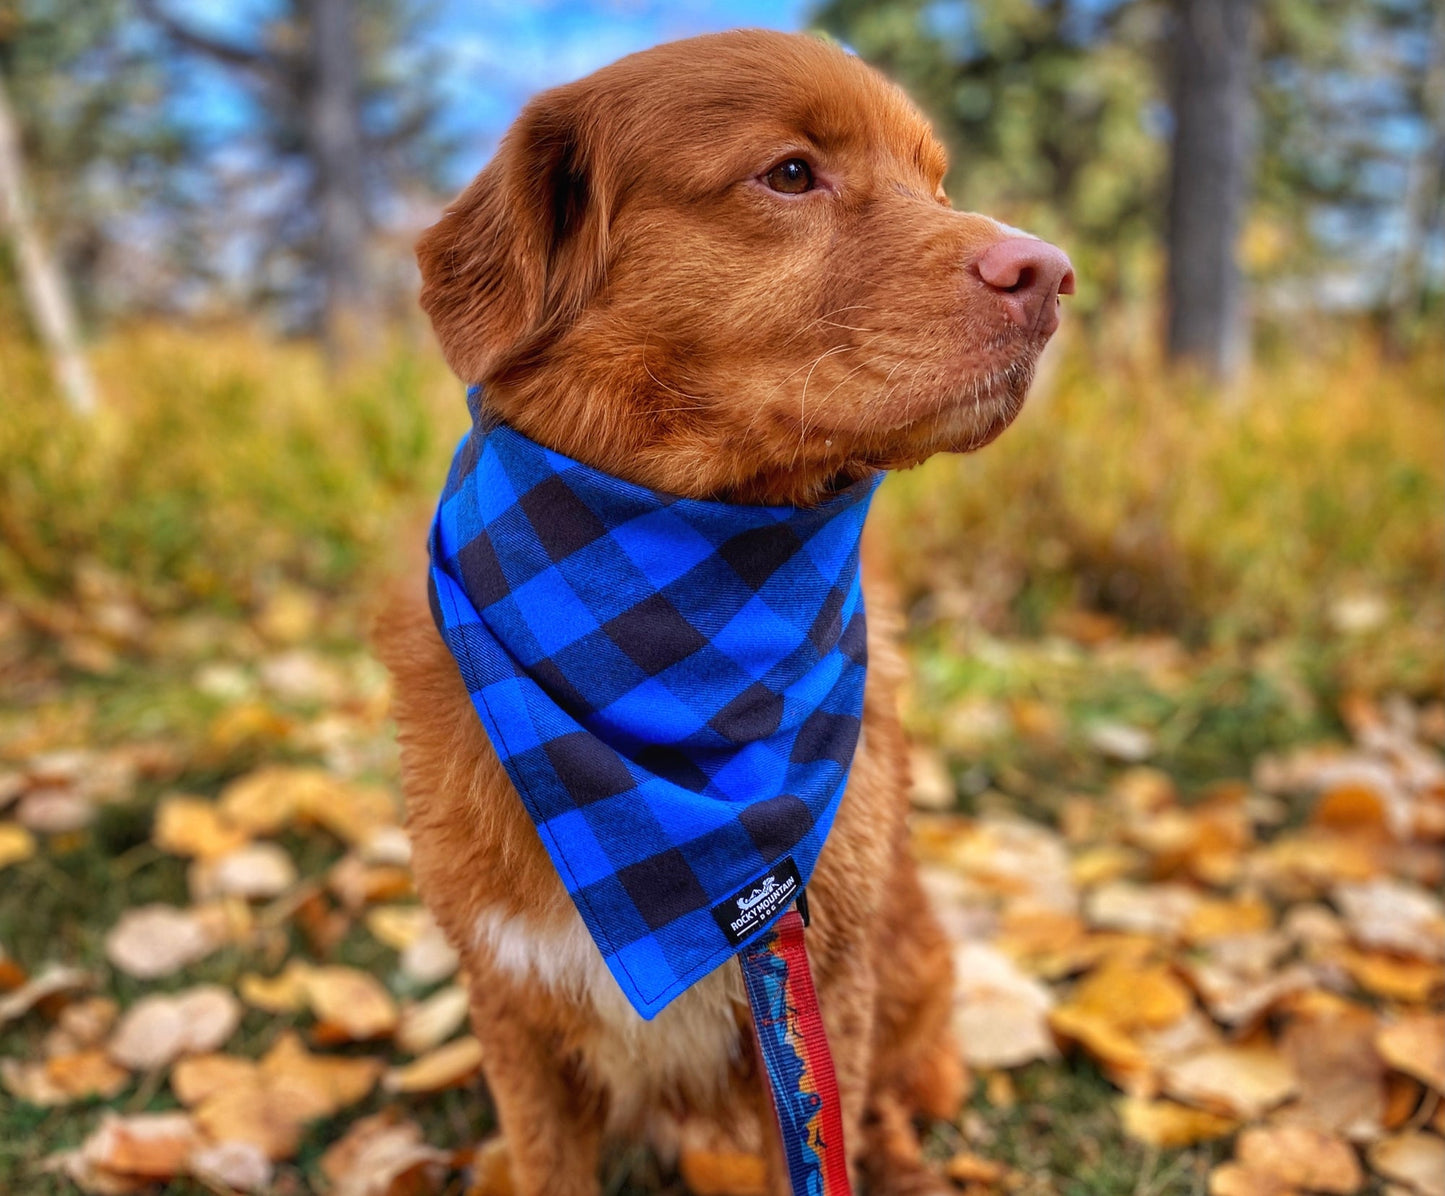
xmin=976 ymin=237 xmax=1075 ymax=337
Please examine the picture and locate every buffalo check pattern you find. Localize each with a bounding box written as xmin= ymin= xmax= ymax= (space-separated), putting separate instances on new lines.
xmin=428 ymin=392 xmax=880 ymax=1019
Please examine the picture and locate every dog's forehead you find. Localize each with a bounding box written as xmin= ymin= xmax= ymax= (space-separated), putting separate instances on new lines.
xmin=585 ymin=30 xmax=941 ymax=177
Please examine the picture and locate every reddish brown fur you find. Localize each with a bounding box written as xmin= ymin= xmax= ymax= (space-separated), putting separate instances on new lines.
xmin=380 ymin=28 xmax=1066 ymax=1195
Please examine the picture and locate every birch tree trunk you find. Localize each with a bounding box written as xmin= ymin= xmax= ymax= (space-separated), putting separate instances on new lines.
xmin=1165 ymin=0 xmax=1257 ymax=383
xmin=0 ymin=67 xmax=98 ymax=415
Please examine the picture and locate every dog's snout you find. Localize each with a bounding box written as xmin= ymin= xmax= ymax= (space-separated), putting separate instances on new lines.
xmin=976 ymin=237 xmax=1075 ymax=338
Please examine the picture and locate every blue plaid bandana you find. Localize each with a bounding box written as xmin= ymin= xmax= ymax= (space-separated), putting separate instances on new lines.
xmin=428 ymin=390 xmax=881 ymax=1019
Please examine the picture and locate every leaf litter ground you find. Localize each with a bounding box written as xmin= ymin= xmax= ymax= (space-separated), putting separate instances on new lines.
xmin=1 ymin=581 xmax=1441 ymax=1196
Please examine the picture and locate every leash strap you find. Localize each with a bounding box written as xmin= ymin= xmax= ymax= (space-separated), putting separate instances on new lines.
xmin=739 ymin=906 xmax=853 ymax=1196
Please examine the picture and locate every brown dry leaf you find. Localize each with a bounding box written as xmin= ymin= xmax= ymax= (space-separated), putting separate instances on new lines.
xmin=1278 ymin=997 xmax=1386 ymax=1141
xmin=1070 ymin=844 xmax=1144 ymax=889
xmin=319 ymin=1111 xmax=450 ymax=1196
xmin=330 ymin=853 xmax=415 ymax=910
xmin=383 ymin=1035 xmax=484 ymax=1094
xmin=1256 ymin=835 xmax=1382 ymax=897
xmin=952 ymin=942 xmax=1057 ymax=1069
xmin=301 ymin=965 xmax=399 ymax=1039
xmin=78 ymin=1111 xmax=201 ymax=1180
xmin=108 ymin=985 xmax=241 ymax=1070
xmin=2 ymin=1049 xmax=130 ymax=1105
xmin=188 ymin=1142 xmax=273 ymax=1193
xmin=396 ymin=985 xmax=471 ymax=1055
xmin=1208 ymin=1163 xmax=1299 ymax=1196
xmin=1333 ymin=948 xmax=1445 ymax=1004
xmin=1368 ymin=1133 xmax=1445 ymax=1196
xmin=1234 ymin=1126 xmax=1364 ymax=1194
xmin=678 ymin=1148 xmax=766 ymax=1196
xmin=216 ymin=766 xmax=307 ymax=835
xmin=1376 ymin=1015 xmax=1445 ymax=1093
xmin=1118 ymin=1097 xmax=1238 ymax=1147
xmin=171 ymin=1053 xmax=258 ymax=1106
xmin=1335 ymin=880 xmax=1445 ymax=961
xmin=469 ymin=1135 xmax=517 ymax=1196
xmin=152 ymin=796 xmax=250 ymax=859
xmin=189 ymin=842 xmax=297 ymax=901
xmin=103 ymin=904 xmax=225 ymax=979
xmin=1086 ymin=881 xmax=1201 ymax=938
xmin=0 ymin=822 xmax=37 ymax=869
xmin=1311 ymin=785 xmax=1390 ymax=837
xmin=944 ymin=1151 xmax=1010 ymax=1186
xmin=192 ymin=1077 xmax=314 ymax=1161
xmin=1162 ymin=1042 xmax=1298 ymax=1119
xmin=260 ymin=1031 xmax=383 ymax=1117
xmin=17 ymin=788 xmax=95 ymax=833
xmin=1048 ymin=1006 xmax=1151 ymax=1091
xmin=0 ymin=963 xmax=92 ymax=1024
xmin=45 ymin=996 xmax=120 ymax=1058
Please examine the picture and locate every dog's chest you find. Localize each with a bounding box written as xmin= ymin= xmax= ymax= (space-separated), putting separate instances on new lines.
xmin=473 ymin=906 xmax=747 ymax=1114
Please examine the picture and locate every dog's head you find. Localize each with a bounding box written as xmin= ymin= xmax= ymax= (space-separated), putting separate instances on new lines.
xmin=417 ymin=29 xmax=1073 ymax=505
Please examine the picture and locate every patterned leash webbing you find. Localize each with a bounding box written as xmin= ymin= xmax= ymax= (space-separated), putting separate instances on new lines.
xmin=739 ymin=907 xmax=853 ymax=1196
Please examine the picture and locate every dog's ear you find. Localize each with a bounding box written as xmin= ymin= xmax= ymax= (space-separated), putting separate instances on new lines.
xmin=416 ymin=86 xmax=610 ymax=384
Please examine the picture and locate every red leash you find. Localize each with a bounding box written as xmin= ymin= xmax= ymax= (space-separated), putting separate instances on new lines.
xmin=738 ymin=905 xmax=852 ymax=1195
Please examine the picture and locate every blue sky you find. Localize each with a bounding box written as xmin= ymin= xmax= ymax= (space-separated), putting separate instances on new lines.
xmin=172 ymin=0 xmax=814 ymax=188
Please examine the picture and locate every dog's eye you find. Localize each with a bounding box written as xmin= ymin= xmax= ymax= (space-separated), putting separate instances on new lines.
xmin=765 ymin=159 xmax=814 ymax=194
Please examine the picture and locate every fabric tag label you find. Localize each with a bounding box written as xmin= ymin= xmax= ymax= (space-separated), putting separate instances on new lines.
xmin=713 ymin=856 xmax=802 ymax=947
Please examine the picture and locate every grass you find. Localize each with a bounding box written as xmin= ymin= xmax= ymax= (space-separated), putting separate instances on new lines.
xmin=0 ymin=318 xmax=1440 ymax=1193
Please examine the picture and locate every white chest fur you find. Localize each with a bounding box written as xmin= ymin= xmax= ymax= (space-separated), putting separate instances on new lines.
xmin=472 ymin=906 xmax=747 ymax=1122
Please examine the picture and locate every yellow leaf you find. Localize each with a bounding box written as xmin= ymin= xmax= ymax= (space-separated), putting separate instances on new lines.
xmin=300 ymin=966 xmax=398 ymax=1040
xmin=152 ymin=796 xmax=249 ymax=859
xmin=383 ymin=1035 xmax=484 ymax=1094
xmin=239 ymin=959 xmax=313 ymax=1013
xmin=0 ymin=823 xmax=36 ymax=869
xmin=259 ymin=1031 xmax=382 ymax=1117
xmin=678 ymin=1149 xmax=766 ymax=1196
xmin=2 ymin=1050 xmax=130 ymax=1105
xmin=365 ymin=904 xmax=432 ymax=951
xmin=1208 ymin=1163 xmax=1298 ymax=1196
xmin=1334 ymin=948 xmax=1445 ymax=1004
xmin=77 ymin=1112 xmax=200 ymax=1180
xmin=1376 ymin=1014 xmax=1445 ymax=1094
xmin=1069 ymin=961 xmax=1194 ymax=1031
xmin=1118 ymin=1097 xmax=1237 ymax=1147
xmin=171 ymin=1054 xmax=257 ymax=1106
xmin=396 ymin=985 xmax=471 ymax=1056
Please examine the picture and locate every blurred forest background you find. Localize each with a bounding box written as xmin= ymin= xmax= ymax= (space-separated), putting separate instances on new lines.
xmin=0 ymin=2 xmax=1442 ymax=1196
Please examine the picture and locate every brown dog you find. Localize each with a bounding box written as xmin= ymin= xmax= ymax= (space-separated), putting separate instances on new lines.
xmin=379 ymin=28 xmax=1072 ymax=1196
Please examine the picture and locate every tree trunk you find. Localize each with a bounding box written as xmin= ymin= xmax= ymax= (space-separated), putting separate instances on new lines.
xmin=0 ymin=67 xmax=98 ymax=415
xmin=1385 ymin=4 xmax=1444 ymax=356
xmin=307 ymin=0 xmax=370 ymax=367
xmin=1165 ymin=0 xmax=1257 ymax=382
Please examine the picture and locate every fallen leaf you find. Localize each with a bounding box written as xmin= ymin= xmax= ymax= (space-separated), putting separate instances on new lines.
xmin=365 ymin=903 xmax=433 ymax=950
xmin=301 ymin=965 xmax=398 ymax=1039
xmin=383 ymin=1035 xmax=484 ymax=1093
xmin=468 ymin=1134 xmax=516 ymax=1196
xmin=319 ymin=1111 xmax=449 ymax=1196
xmin=1118 ymin=1097 xmax=1237 ymax=1147
xmin=171 ymin=1054 xmax=258 ymax=1106
xmin=1278 ymin=997 xmax=1386 ymax=1141
xmin=189 ymin=842 xmax=297 ymax=900
xmin=108 ymin=985 xmax=241 ymax=1070
xmin=1234 ymin=1125 xmax=1363 ymax=1194
xmin=396 ymin=985 xmax=471 ymax=1055
xmin=0 ymin=963 xmax=92 ymax=1025
xmin=1335 ymin=880 xmax=1445 ymax=961
xmin=1163 ymin=1042 xmax=1298 ymax=1119
xmin=1333 ymin=948 xmax=1445 ymax=1004
xmin=239 ymin=959 xmax=313 ymax=1013
xmin=1368 ymin=1133 xmax=1445 ymax=1196
xmin=1375 ymin=1015 xmax=1445 ymax=1093
xmin=0 ymin=823 xmax=36 ymax=869
xmin=944 ymin=1151 xmax=1009 ymax=1185
xmin=78 ymin=1111 xmax=200 ymax=1180
xmin=152 ymin=796 xmax=250 ymax=859
xmin=1208 ymin=1163 xmax=1298 ymax=1196
xmin=678 ymin=1146 xmax=766 ymax=1196
xmin=188 ymin=1142 xmax=273 ymax=1193
xmin=260 ymin=1031 xmax=383 ymax=1116
xmin=104 ymin=904 xmax=225 ymax=979
xmin=399 ymin=921 xmax=459 ymax=985
xmin=2 ymin=1049 xmax=130 ymax=1105
xmin=952 ymin=942 xmax=1057 ymax=1069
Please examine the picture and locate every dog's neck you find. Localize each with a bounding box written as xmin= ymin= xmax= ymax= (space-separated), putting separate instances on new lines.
xmin=481 ymin=374 xmax=876 ymax=509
